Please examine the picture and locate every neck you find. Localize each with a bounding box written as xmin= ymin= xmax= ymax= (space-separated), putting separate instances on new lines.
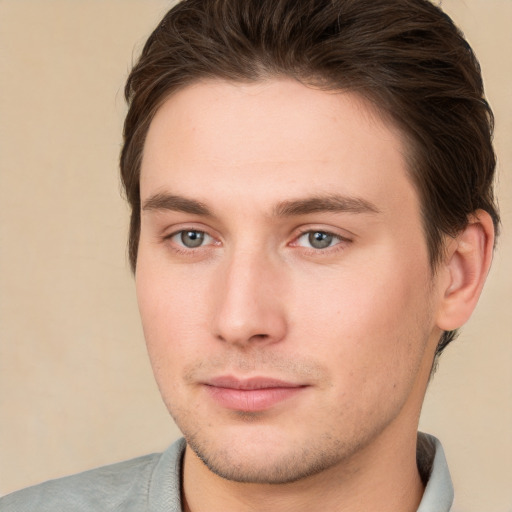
xmin=182 ymin=425 xmax=424 ymax=512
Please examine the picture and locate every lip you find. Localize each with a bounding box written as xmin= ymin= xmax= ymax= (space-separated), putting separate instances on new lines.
xmin=203 ymin=376 xmax=308 ymax=412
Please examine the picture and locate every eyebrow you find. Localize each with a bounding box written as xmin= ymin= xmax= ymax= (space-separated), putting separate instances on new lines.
xmin=141 ymin=192 xmax=380 ymax=218
xmin=142 ymin=193 xmax=212 ymax=216
xmin=273 ymin=195 xmax=380 ymax=217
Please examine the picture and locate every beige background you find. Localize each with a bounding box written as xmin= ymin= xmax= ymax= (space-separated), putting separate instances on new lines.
xmin=0 ymin=1 xmax=510 ymax=510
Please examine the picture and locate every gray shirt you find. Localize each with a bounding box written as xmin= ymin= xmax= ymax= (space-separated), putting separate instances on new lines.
xmin=0 ymin=433 xmax=453 ymax=511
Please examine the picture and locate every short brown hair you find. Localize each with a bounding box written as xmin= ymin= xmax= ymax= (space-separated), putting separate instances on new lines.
xmin=120 ymin=0 xmax=499 ymax=356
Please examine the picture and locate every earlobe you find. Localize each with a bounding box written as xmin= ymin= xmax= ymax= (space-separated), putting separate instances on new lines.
xmin=436 ymin=210 xmax=495 ymax=331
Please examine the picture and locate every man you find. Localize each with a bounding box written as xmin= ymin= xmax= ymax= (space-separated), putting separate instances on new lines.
xmin=1 ymin=0 xmax=499 ymax=510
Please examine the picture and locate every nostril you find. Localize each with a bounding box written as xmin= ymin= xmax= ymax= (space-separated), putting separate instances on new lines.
xmin=216 ymin=332 xmax=271 ymax=345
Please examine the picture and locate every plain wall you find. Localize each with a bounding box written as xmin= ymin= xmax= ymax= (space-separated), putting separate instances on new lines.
xmin=0 ymin=1 xmax=510 ymax=510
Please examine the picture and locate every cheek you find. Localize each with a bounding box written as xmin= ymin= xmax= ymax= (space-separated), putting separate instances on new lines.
xmin=135 ymin=257 xmax=208 ymax=371
xmin=136 ymin=236 xmax=214 ymax=328
xmin=135 ymin=262 xmax=207 ymax=412
xmin=289 ymin=255 xmax=432 ymax=387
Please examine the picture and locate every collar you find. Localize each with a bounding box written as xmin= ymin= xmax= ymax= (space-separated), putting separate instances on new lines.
xmin=416 ymin=432 xmax=454 ymax=511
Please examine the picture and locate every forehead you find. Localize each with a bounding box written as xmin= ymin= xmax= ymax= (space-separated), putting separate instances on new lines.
xmin=140 ymin=78 xmax=418 ymax=217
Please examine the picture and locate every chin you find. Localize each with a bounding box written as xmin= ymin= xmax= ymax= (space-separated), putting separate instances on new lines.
xmin=190 ymin=439 xmax=339 ymax=484
xmin=183 ymin=423 xmax=358 ymax=485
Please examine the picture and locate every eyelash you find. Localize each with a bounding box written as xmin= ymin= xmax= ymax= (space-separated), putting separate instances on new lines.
xmin=292 ymin=228 xmax=351 ymax=254
xmin=164 ymin=229 xmax=217 ymax=255
xmin=163 ymin=228 xmax=351 ymax=256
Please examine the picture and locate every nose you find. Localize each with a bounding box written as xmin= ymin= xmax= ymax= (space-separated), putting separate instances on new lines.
xmin=212 ymin=249 xmax=287 ymax=348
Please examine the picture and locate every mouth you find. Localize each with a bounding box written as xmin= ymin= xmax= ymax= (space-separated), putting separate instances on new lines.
xmin=202 ymin=376 xmax=309 ymax=412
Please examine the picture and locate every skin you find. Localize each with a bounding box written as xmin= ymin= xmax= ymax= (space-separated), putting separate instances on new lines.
xmin=136 ymin=79 xmax=494 ymax=512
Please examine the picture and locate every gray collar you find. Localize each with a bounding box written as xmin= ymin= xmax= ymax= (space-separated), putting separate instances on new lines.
xmin=416 ymin=432 xmax=454 ymax=511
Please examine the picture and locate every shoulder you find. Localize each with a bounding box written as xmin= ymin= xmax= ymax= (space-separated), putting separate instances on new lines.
xmin=0 ymin=439 xmax=186 ymax=512
xmin=0 ymin=453 xmax=160 ymax=512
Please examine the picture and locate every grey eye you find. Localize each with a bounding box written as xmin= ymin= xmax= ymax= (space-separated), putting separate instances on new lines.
xmin=179 ymin=230 xmax=207 ymax=248
xmin=308 ymin=231 xmax=334 ymax=249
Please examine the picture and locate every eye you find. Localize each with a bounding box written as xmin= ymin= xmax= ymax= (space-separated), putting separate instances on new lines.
xmin=170 ymin=230 xmax=213 ymax=248
xmin=296 ymin=230 xmax=342 ymax=250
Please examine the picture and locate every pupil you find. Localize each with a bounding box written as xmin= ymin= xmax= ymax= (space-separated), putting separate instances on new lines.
xmin=181 ymin=230 xmax=204 ymax=248
xmin=309 ymin=231 xmax=332 ymax=249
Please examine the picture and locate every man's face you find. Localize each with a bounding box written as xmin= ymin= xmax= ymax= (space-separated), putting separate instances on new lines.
xmin=136 ymin=79 xmax=443 ymax=483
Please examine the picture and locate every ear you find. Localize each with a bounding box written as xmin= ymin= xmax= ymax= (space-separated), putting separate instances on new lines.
xmin=436 ymin=210 xmax=495 ymax=331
